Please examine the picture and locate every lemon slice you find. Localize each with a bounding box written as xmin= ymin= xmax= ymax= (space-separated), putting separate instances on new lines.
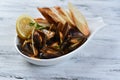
xmin=16 ymin=14 xmax=35 ymax=39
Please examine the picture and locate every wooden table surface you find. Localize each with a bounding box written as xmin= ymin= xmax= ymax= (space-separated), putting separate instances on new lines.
xmin=0 ymin=0 xmax=120 ymax=80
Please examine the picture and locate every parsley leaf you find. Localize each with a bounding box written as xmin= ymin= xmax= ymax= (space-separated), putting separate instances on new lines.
xmin=29 ymin=22 xmax=47 ymax=30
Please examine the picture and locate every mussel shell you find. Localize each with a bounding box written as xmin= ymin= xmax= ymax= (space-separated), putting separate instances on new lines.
xmin=40 ymin=46 xmax=63 ymax=59
xmin=33 ymin=30 xmax=46 ymax=50
xmin=17 ymin=37 xmax=34 ymax=57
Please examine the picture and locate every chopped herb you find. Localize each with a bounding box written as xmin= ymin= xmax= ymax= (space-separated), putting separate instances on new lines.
xmin=29 ymin=22 xmax=35 ymax=26
xmin=29 ymin=22 xmax=47 ymax=30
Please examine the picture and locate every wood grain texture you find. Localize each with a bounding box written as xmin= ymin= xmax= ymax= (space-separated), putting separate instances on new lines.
xmin=0 ymin=0 xmax=120 ymax=80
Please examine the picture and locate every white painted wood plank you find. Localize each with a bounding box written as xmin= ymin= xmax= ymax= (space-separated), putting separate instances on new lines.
xmin=0 ymin=0 xmax=120 ymax=80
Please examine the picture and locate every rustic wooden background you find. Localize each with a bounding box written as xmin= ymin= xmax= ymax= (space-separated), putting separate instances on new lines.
xmin=0 ymin=0 xmax=120 ymax=80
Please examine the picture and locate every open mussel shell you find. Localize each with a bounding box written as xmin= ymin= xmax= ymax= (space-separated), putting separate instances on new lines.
xmin=31 ymin=30 xmax=47 ymax=57
xmin=55 ymin=22 xmax=71 ymax=45
xmin=59 ymin=26 xmax=87 ymax=53
xmin=16 ymin=36 xmax=34 ymax=57
xmin=68 ymin=37 xmax=87 ymax=51
xmin=40 ymin=46 xmax=63 ymax=59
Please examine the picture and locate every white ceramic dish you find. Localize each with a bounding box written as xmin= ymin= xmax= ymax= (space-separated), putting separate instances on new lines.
xmin=15 ymin=17 xmax=106 ymax=66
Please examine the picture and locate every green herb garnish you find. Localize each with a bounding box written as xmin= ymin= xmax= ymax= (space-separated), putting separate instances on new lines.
xmin=29 ymin=22 xmax=47 ymax=30
xmin=29 ymin=22 xmax=35 ymax=26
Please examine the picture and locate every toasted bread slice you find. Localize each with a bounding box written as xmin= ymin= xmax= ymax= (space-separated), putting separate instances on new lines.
xmin=34 ymin=18 xmax=49 ymax=24
xmin=38 ymin=8 xmax=60 ymax=24
xmin=68 ymin=3 xmax=90 ymax=36
xmin=34 ymin=18 xmax=50 ymax=27
xmin=50 ymin=7 xmax=66 ymax=24
xmin=38 ymin=8 xmax=65 ymax=25
xmin=54 ymin=6 xmax=75 ymax=27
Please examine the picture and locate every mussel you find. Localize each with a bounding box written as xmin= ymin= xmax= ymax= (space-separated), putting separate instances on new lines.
xmin=40 ymin=46 xmax=63 ymax=59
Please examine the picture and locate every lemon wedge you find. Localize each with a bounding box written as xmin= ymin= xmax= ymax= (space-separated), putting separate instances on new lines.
xmin=16 ymin=14 xmax=35 ymax=39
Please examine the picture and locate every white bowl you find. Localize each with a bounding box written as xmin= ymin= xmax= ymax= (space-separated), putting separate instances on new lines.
xmin=15 ymin=17 xmax=106 ymax=66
